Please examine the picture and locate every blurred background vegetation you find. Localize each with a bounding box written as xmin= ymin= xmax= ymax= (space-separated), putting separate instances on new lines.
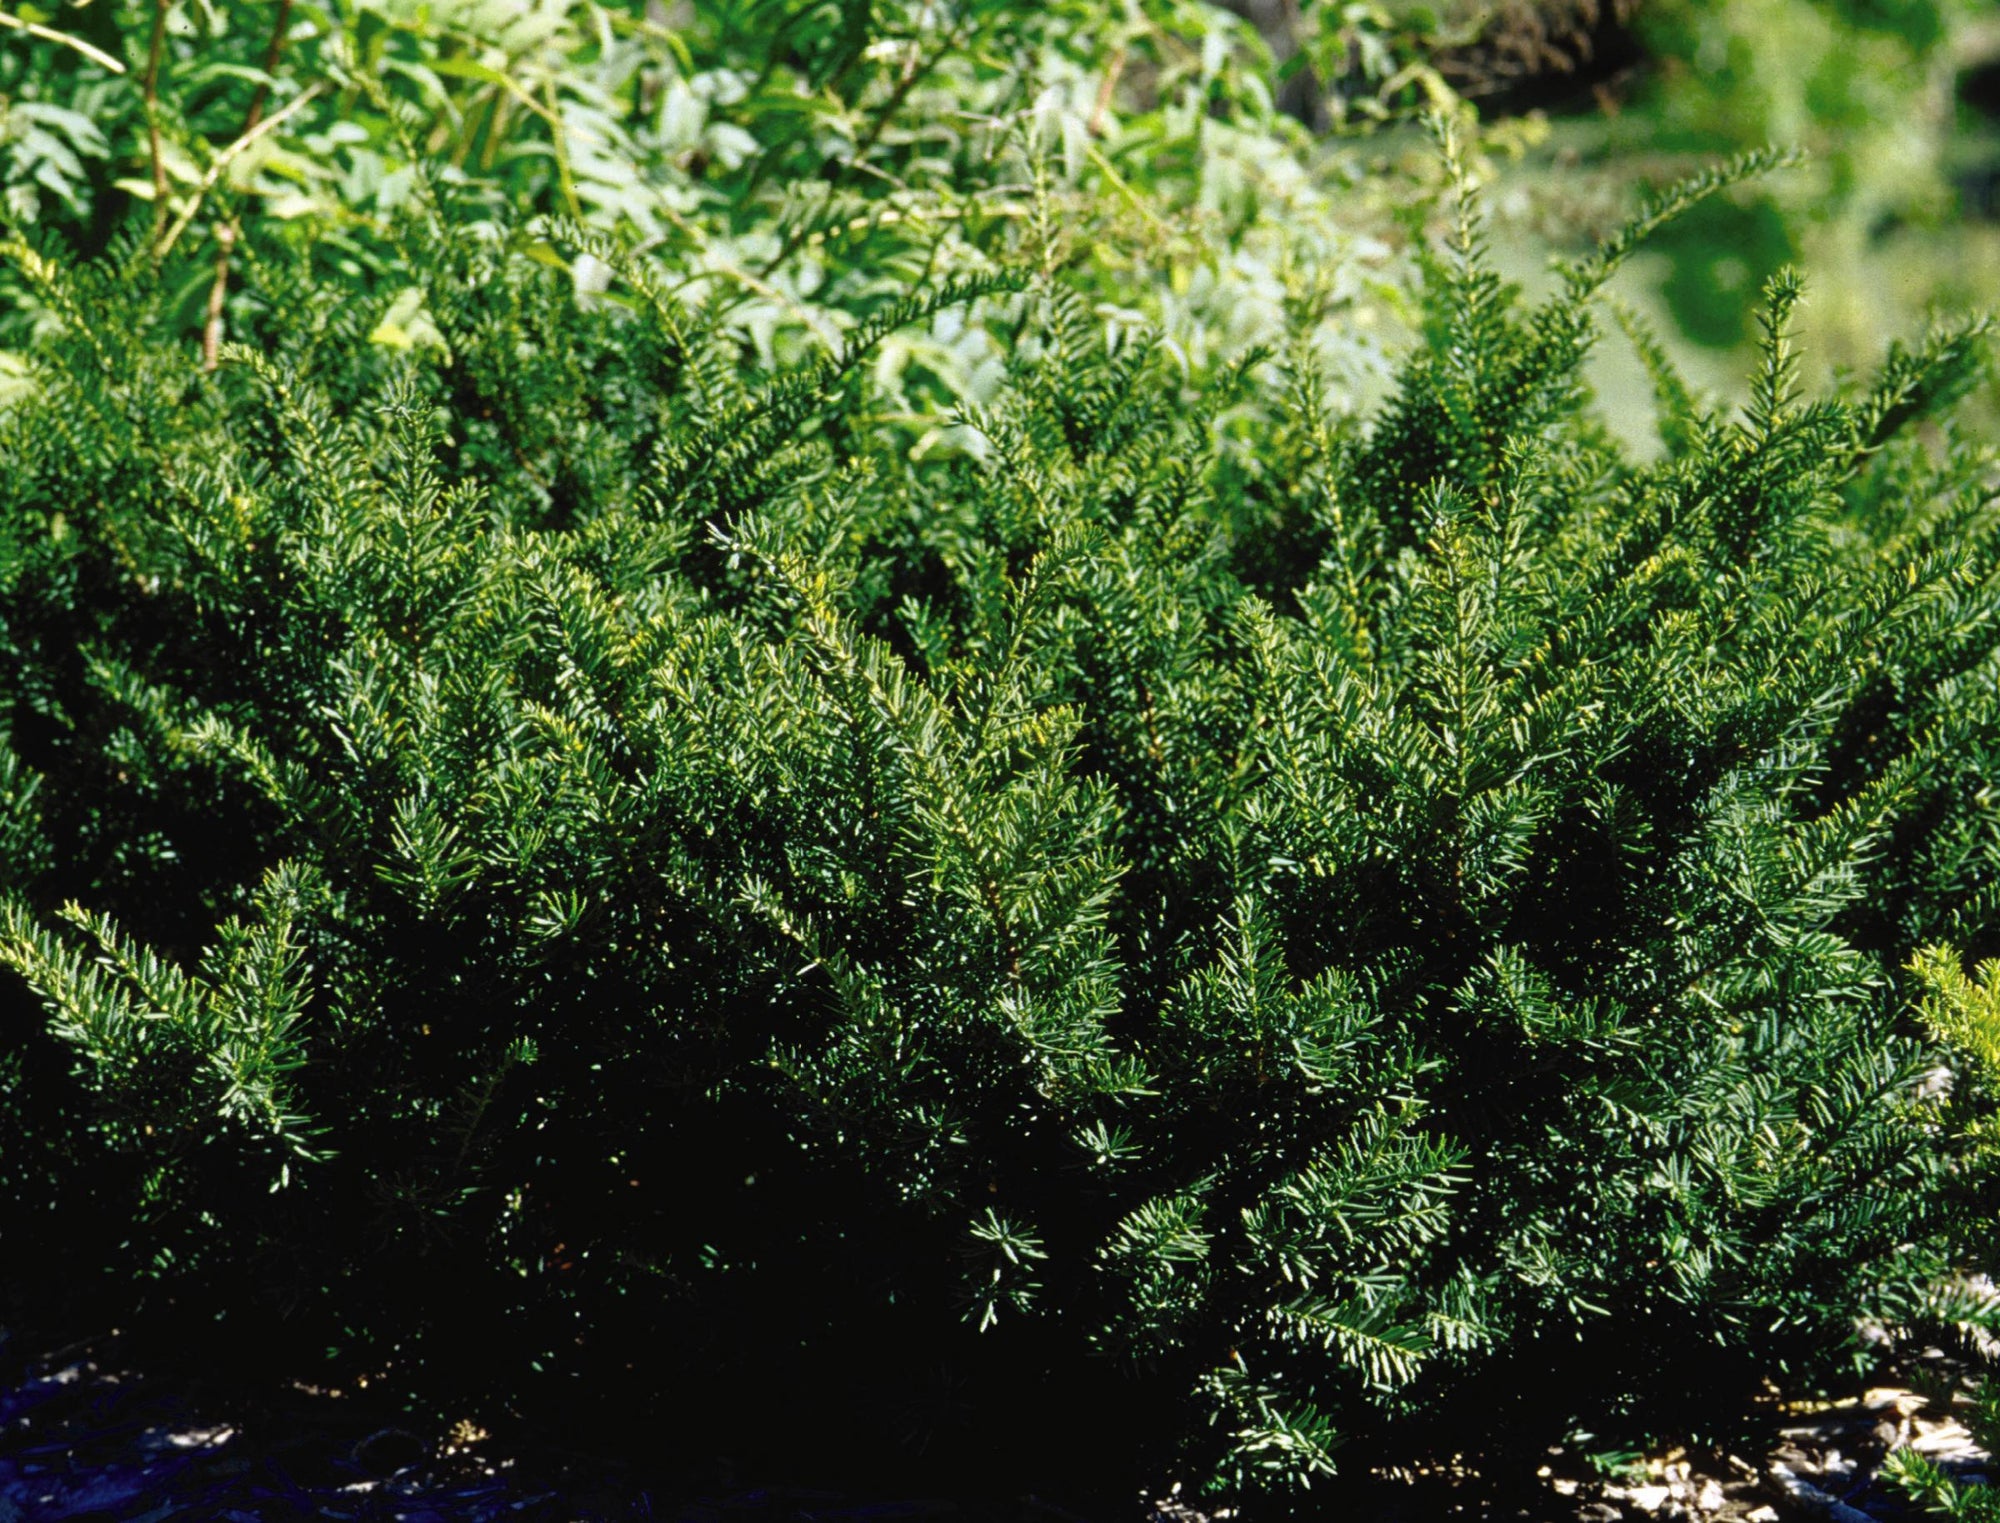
xmin=0 ymin=0 xmax=1412 ymax=426
xmin=5 ymin=0 xmax=1996 ymax=426
xmin=1261 ymin=0 xmax=2000 ymax=418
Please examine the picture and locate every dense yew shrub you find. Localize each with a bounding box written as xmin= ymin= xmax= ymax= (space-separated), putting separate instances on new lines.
xmin=3 ymin=146 xmax=1999 ymax=1509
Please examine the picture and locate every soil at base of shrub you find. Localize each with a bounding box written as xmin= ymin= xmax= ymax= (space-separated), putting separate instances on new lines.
xmin=0 ymin=1324 xmax=1990 ymax=1523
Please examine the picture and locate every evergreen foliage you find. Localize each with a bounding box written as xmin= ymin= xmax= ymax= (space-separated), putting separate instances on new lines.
xmin=3 ymin=135 xmax=1999 ymax=1510
xmin=1911 ymin=947 xmax=2000 ymax=1158
xmin=1880 ymin=948 xmax=2000 ymax=1522
xmin=1885 ymin=1377 xmax=2000 ymax=1521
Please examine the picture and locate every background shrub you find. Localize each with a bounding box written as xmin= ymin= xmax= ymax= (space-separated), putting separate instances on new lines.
xmin=0 ymin=0 xmax=1408 ymax=401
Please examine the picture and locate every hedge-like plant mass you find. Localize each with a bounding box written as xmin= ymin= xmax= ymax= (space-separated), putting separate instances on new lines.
xmin=3 ymin=132 xmax=2000 ymax=1511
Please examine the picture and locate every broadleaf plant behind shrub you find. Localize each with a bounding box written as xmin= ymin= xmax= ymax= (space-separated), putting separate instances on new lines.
xmin=3 ymin=135 xmax=1999 ymax=1510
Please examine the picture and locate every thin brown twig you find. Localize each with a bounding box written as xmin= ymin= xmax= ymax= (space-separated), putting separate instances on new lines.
xmin=243 ymin=0 xmax=296 ymax=131
xmin=1088 ymin=45 xmax=1125 ymax=137
xmin=202 ymin=220 xmax=236 ymax=371
xmin=145 ymin=0 xmax=168 ymax=244
xmin=202 ymin=0 xmax=297 ymax=368
xmin=543 ymin=77 xmax=583 ymax=221
xmin=0 ymin=13 xmax=126 ymax=72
